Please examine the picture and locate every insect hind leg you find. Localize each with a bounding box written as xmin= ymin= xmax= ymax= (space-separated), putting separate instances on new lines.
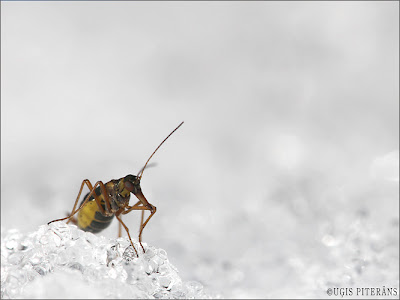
xmin=66 ymin=211 xmax=78 ymax=225
xmin=48 ymin=179 xmax=108 ymax=226
xmin=67 ymin=179 xmax=95 ymax=224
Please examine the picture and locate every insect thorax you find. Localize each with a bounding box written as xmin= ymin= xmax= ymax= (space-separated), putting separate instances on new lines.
xmin=108 ymin=179 xmax=131 ymax=211
xmin=80 ymin=179 xmax=131 ymax=215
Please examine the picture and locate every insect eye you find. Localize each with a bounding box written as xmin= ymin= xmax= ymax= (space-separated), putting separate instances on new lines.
xmin=124 ymin=181 xmax=135 ymax=192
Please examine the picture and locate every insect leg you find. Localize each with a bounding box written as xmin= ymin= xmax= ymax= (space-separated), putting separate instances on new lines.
xmin=115 ymin=213 xmax=139 ymax=257
xmin=138 ymin=206 xmax=157 ymax=244
xmin=121 ymin=204 xmax=156 ymax=252
xmin=90 ymin=181 xmax=112 ymax=215
xmin=118 ymin=200 xmax=141 ymax=237
xmin=68 ymin=215 xmax=78 ymax=225
xmin=48 ymin=179 xmax=95 ymax=225
xmin=66 ymin=179 xmax=94 ymax=224
xmin=140 ymin=210 xmax=145 ymax=234
xmin=122 ymin=200 xmax=142 ymax=214
xmin=48 ymin=180 xmax=110 ymax=226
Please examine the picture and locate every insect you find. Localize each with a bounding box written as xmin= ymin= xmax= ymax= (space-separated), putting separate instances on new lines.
xmin=48 ymin=121 xmax=184 ymax=257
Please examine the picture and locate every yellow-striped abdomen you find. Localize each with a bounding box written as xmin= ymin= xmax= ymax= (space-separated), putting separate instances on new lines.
xmin=77 ymin=187 xmax=114 ymax=233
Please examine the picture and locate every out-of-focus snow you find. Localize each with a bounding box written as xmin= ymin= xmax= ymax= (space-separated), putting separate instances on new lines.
xmin=1 ymin=223 xmax=216 ymax=299
xmin=370 ymin=150 xmax=399 ymax=182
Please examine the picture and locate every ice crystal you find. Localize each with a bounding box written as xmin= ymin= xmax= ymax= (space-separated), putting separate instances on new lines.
xmin=1 ymin=223 xmax=213 ymax=299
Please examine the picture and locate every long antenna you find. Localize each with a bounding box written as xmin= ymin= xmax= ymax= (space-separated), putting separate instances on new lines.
xmin=138 ymin=121 xmax=184 ymax=179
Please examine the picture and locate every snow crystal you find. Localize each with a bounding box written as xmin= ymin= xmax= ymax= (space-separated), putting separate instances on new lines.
xmin=1 ymin=223 xmax=214 ymax=299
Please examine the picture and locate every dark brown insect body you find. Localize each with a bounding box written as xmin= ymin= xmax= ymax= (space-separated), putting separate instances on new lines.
xmin=48 ymin=122 xmax=183 ymax=257
xmin=73 ymin=175 xmax=154 ymax=234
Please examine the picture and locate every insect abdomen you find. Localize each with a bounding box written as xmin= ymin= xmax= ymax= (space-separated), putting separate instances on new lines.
xmin=77 ymin=188 xmax=114 ymax=233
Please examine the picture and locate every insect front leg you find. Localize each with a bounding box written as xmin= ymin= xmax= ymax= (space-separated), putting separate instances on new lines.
xmin=115 ymin=213 xmax=139 ymax=257
xmin=138 ymin=205 xmax=157 ymax=243
xmin=118 ymin=200 xmax=141 ymax=238
xmin=121 ymin=203 xmax=157 ymax=252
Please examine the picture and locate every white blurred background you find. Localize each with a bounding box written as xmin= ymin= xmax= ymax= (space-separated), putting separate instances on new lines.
xmin=1 ymin=2 xmax=399 ymax=298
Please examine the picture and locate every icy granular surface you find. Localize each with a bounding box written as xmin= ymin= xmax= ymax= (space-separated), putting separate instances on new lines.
xmin=1 ymin=223 xmax=215 ymax=299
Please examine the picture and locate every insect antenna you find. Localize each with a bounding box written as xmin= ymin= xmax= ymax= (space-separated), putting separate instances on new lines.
xmin=137 ymin=121 xmax=184 ymax=180
xmin=136 ymin=162 xmax=157 ymax=176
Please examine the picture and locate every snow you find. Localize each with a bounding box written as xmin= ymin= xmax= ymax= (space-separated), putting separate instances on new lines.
xmin=1 ymin=222 xmax=216 ymax=299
